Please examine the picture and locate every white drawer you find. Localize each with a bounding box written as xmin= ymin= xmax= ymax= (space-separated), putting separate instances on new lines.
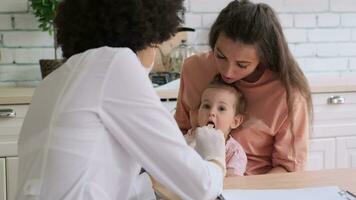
xmin=0 ymin=105 xmax=29 ymax=157
xmin=312 ymin=92 xmax=356 ymax=138
xmin=0 ymin=105 xmax=29 ymax=134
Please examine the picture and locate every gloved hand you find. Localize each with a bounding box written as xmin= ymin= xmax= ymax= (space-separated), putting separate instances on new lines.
xmin=194 ymin=126 xmax=226 ymax=176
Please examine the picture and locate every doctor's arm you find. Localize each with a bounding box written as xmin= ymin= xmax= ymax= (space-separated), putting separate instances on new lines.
xmin=99 ymin=52 xmax=224 ymax=200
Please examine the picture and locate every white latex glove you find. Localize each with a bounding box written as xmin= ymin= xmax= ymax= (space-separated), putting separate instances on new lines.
xmin=194 ymin=126 xmax=226 ymax=176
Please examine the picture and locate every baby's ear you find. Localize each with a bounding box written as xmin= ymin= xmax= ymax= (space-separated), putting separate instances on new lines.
xmin=231 ymin=114 xmax=243 ymax=129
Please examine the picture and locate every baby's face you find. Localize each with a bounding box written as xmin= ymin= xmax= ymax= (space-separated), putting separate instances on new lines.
xmin=198 ymin=87 xmax=240 ymax=139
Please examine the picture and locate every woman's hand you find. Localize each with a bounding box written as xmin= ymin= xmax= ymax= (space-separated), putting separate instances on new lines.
xmin=267 ymin=166 xmax=288 ymax=174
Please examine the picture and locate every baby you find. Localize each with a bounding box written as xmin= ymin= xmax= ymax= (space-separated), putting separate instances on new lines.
xmin=185 ymin=77 xmax=247 ymax=176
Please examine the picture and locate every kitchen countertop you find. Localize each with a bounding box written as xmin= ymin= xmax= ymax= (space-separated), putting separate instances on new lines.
xmin=154 ymin=168 xmax=356 ymax=199
xmin=305 ymin=72 xmax=356 ymax=93
xmin=1 ymin=72 xmax=356 ymax=105
xmin=0 ymin=85 xmax=179 ymax=105
xmin=0 ymin=87 xmax=34 ymax=105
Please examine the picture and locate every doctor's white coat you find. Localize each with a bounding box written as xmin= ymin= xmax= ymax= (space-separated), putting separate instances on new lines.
xmin=16 ymin=47 xmax=223 ymax=200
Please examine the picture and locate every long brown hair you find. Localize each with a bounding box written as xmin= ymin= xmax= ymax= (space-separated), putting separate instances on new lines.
xmin=209 ymin=0 xmax=312 ymax=123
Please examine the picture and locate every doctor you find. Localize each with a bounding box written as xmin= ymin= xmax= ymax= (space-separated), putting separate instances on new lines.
xmin=16 ymin=0 xmax=226 ymax=200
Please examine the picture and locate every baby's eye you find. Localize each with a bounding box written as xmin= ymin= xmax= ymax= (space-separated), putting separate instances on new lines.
xmin=201 ymin=103 xmax=210 ymax=109
xmin=218 ymin=106 xmax=226 ymax=112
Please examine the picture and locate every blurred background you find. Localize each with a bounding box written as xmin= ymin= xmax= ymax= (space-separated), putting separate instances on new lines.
xmin=0 ymin=0 xmax=356 ymax=87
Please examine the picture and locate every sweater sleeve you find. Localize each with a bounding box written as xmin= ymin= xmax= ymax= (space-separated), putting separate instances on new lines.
xmin=272 ymin=94 xmax=310 ymax=172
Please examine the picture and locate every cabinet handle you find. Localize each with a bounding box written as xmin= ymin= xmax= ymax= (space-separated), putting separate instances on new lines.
xmin=327 ymin=96 xmax=345 ymax=105
xmin=0 ymin=108 xmax=16 ymax=118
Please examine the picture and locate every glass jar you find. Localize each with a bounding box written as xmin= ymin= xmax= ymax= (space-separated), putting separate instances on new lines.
xmin=169 ymin=40 xmax=196 ymax=73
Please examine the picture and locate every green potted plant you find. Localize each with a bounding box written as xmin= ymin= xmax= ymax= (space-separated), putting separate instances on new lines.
xmin=30 ymin=0 xmax=62 ymax=78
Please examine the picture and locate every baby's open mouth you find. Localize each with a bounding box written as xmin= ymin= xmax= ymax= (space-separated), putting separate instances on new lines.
xmin=207 ymin=120 xmax=215 ymax=128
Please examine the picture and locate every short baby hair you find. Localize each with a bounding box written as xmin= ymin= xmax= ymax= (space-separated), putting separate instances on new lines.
xmin=205 ymin=75 xmax=246 ymax=115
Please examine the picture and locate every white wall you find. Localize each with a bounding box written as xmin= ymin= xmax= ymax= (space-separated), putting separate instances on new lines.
xmin=184 ymin=0 xmax=356 ymax=74
xmin=0 ymin=0 xmax=356 ymax=86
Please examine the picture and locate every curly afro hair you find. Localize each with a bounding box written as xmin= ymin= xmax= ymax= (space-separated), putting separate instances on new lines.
xmin=54 ymin=0 xmax=184 ymax=58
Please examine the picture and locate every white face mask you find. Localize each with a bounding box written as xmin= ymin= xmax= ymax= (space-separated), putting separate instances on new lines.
xmin=145 ymin=50 xmax=156 ymax=74
xmin=145 ymin=62 xmax=154 ymax=74
xmin=145 ymin=66 xmax=153 ymax=74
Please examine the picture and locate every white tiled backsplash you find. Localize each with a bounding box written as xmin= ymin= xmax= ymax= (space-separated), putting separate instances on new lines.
xmin=1 ymin=0 xmax=356 ymax=87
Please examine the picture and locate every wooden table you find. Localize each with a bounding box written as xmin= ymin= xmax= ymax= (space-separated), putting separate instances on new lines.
xmin=154 ymin=168 xmax=356 ymax=199
xmin=225 ymin=168 xmax=356 ymax=192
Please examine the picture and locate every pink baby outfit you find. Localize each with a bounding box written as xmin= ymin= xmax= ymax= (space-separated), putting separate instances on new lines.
xmin=225 ymin=137 xmax=247 ymax=176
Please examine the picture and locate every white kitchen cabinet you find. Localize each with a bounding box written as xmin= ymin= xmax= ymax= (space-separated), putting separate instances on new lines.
xmin=312 ymin=92 xmax=356 ymax=138
xmin=5 ymin=157 xmax=18 ymax=200
xmin=337 ymin=136 xmax=356 ymax=168
xmin=311 ymin=92 xmax=356 ymax=170
xmin=307 ymin=138 xmax=335 ymax=170
xmin=0 ymin=158 xmax=6 ymax=200
xmin=0 ymin=105 xmax=28 ymax=200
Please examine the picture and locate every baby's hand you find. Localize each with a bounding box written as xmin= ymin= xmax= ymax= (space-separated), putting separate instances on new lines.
xmin=187 ymin=128 xmax=196 ymax=136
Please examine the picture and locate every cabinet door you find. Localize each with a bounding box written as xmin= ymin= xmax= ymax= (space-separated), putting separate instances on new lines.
xmin=6 ymin=157 xmax=18 ymax=200
xmin=312 ymin=92 xmax=356 ymax=138
xmin=307 ymin=138 xmax=336 ymax=170
xmin=337 ymin=136 xmax=356 ymax=168
xmin=0 ymin=158 xmax=6 ymax=200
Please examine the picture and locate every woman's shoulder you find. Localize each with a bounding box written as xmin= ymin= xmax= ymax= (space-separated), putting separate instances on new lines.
xmin=181 ymin=51 xmax=218 ymax=83
xmin=182 ymin=51 xmax=216 ymax=73
xmin=184 ymin=51 xmax=213 ymax=64
xmin=180 ymin=51 xmax=218 ymax=93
